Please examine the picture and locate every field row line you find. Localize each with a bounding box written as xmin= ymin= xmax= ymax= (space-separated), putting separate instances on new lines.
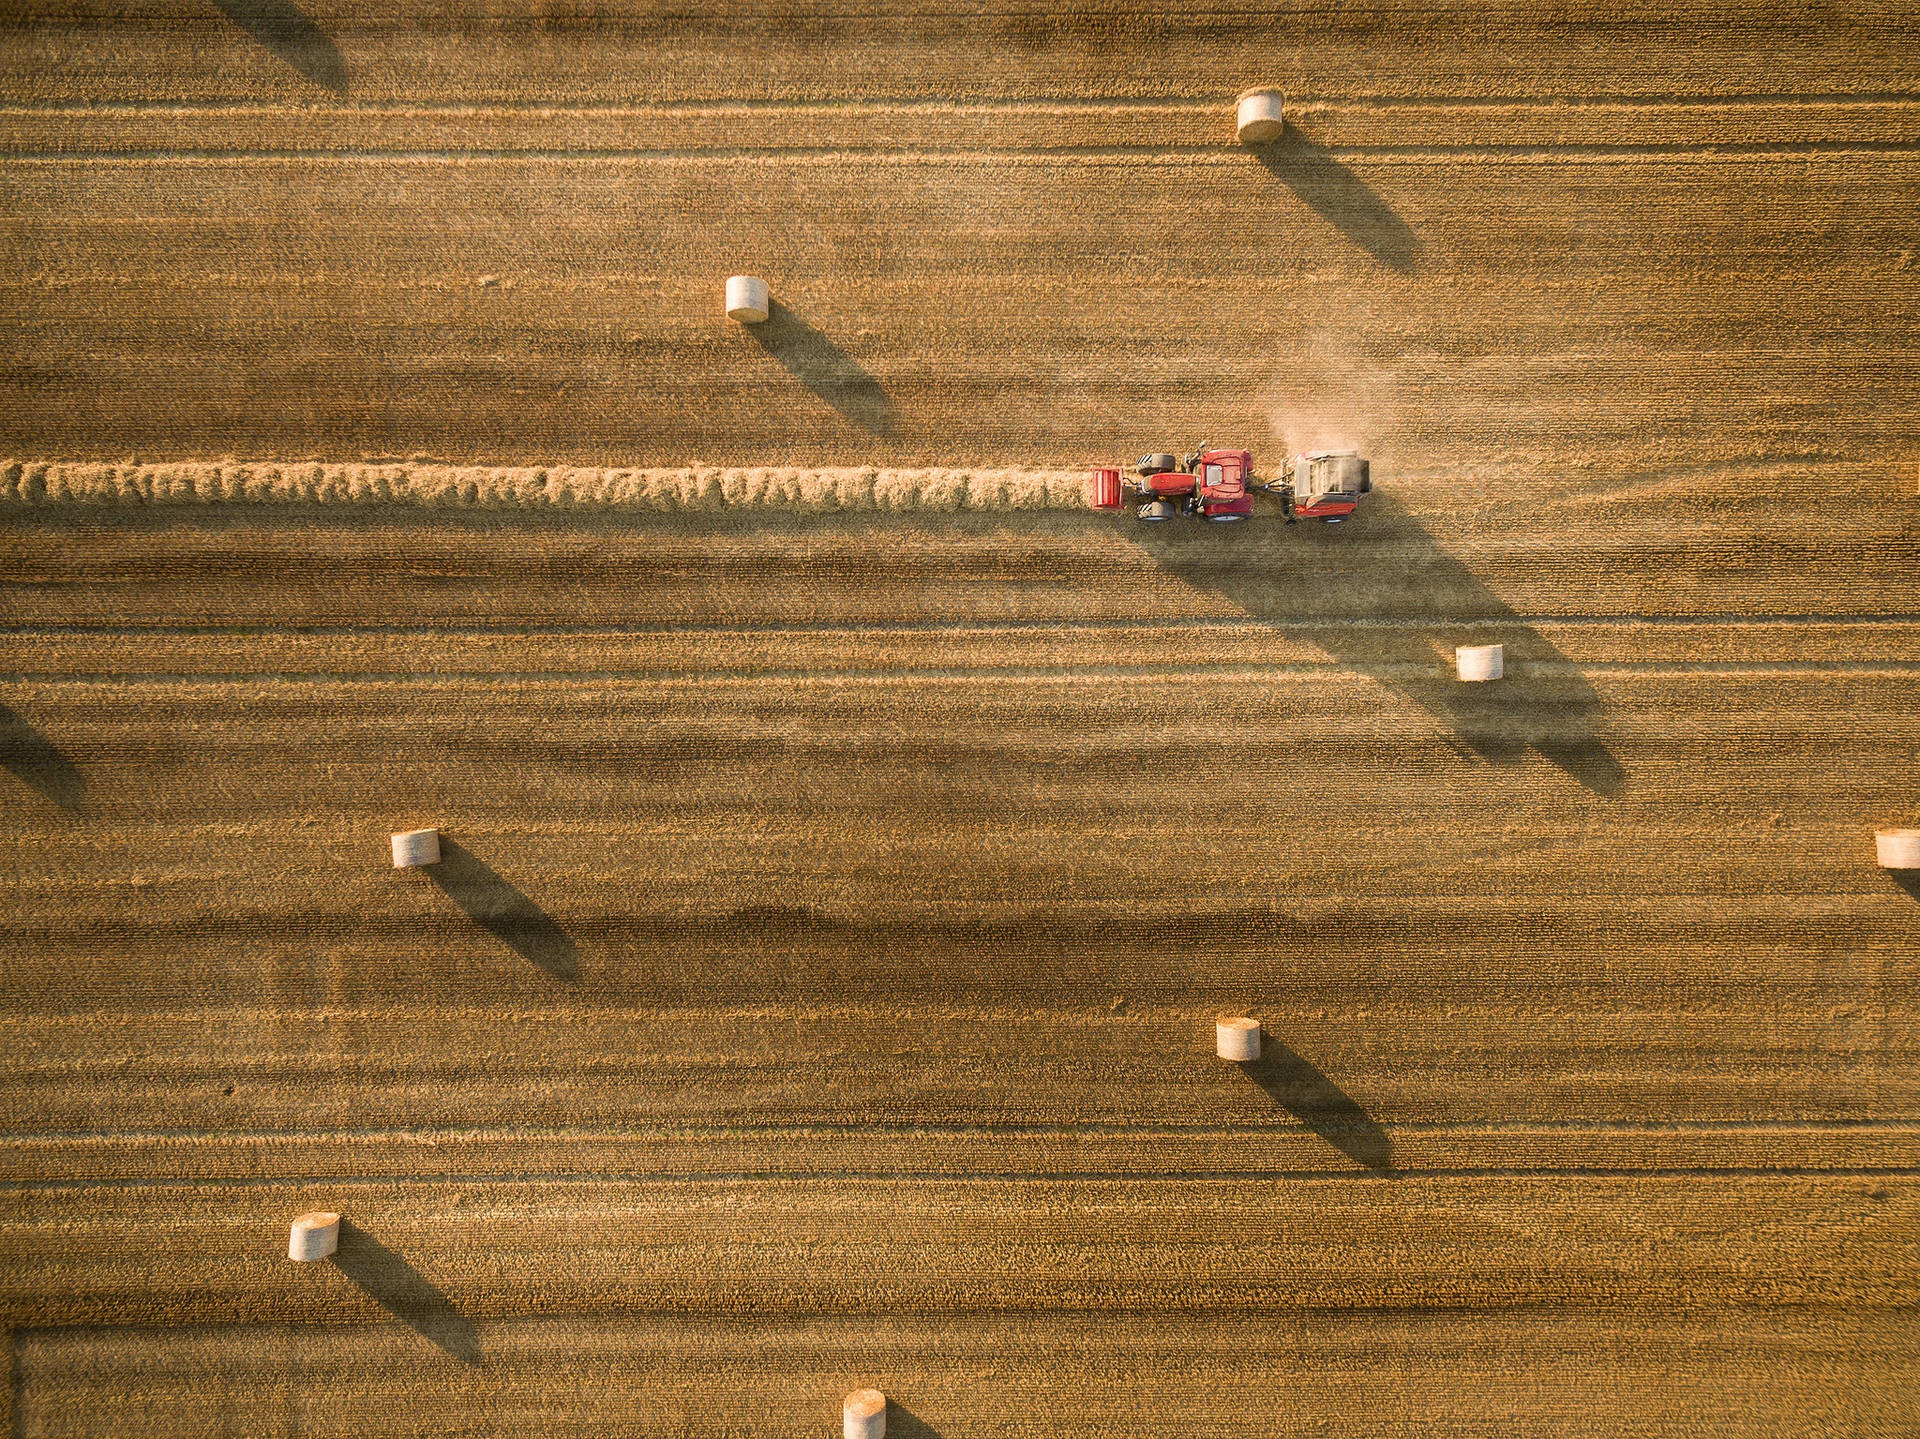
xmin=7 ymin=1166 xmax=1919 ymax=1191
xmin=6 ymin=142 xmax=1919 ymax=163
xmin=5 ymin=661 xmax=1918 ymax=686
xmin=8 ymin=93 xmax=1919 ymax=116
xmin=13 ymin=1120 xmax=1920 ymax=1141
xmin=6 ymin=616 xmax=1919 ymax=637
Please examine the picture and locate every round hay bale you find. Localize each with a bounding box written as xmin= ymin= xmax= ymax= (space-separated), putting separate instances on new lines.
xmin=843 ymin=1389 xmax=887 ymax=1439
xmin=725 ymin=275 xmax=771 ymax=324
xmin=1216 ymin=1015 xmax=1261 ymax=1062
xmin=390 ymin=829 xmax=441 ymax=868
xmin=1876 ymin=828 xmax=1920 ymax=870
xmin=1236 ymin=88 xmax=1285 ymax=145
xmin=288 ymin=1211 xmax=340 ymax=1262
xmin=1455 ymin=644 xmax=1504 ymax=683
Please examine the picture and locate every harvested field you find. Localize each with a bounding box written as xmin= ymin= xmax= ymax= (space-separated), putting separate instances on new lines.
xmin=3 ymin=1 xmax=1919 ymax=1436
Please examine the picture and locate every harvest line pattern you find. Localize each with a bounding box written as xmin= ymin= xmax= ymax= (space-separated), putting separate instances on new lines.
xmin=6 ymin=661 xmax=1919 ymax=683
xmin=14 ymin=1119 xmax=1920 ymax=1139
xmin=6 ymin=93 xmax=1917 ymax=114
xmin=8 ymin=1165 xmax=1918 ymax=1191
xmin=6 ymin=615 xmax=1920 ymax=635
xmin=8 ymin=143 xmax=1920 ymax=162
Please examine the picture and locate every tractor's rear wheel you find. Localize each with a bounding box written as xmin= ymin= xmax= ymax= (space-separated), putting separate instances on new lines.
xmin=1137 ymin=500 xmax=1177 ymax=522
xmin=1137 ymin=453 xmax=1177 ymax=476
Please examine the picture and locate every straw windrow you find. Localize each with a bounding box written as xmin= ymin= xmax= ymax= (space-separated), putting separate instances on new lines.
xmin=0 ymin=460 xmax=1091 ymax=512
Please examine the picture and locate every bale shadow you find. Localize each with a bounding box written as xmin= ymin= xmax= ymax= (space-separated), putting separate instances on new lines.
xmin=1240 ymin=1037 xmax=1391 ymax=1172
xmin=212 ymin=0 xmax=347 ymax=93
xmin=1127 ymin=491 xmax=1625 ymax=795
xmin=1 ymin=702 xmax=84 ymax=809
xmin=330 ymin=1220 xmax=479 ymax=1364
xmin=1889 ymin=870 xmax=1920 ymax=902
xmin=885 ymin=1401 xmax=946 ymax=1438
xmin=748 ymin=301 xmax=896 ymax=436
xmin=1250 ymin=126 xmax=1422 ymax=273
xmin=427 ymin=837 xmax=579 ymax=979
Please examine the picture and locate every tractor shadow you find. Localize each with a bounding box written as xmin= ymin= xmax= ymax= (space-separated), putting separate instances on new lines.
xmin=1 ymin=702 xmax=84 ymax=809
xmin=1239 ymin=1038 xmax=1392 ymax=1172
xmin=748 ymin=301 xmax=896 ymax=436
xmin=1249 ymin=126 xmax=1422 ymax=273
xmin=212 ymin=0 xmax=348 ymax=93
xmin=330 ymin=1221 xmax=479 ymax=1364
xmin=427 ymin=837 xmax=579 ymax=980
xmin=1127 ymin=491 xmax=1625 ymax=795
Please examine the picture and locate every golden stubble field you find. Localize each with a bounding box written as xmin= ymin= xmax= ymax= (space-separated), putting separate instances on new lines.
xmin=3 ymin=2 xmax=1919 ymax=1436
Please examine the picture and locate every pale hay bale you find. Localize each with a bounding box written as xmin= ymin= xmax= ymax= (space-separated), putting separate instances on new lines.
xmin=1877 ymin=829 xmax=1920 ymax=869
xmin=1236 ymin=87 xmax=1285 ymax=144
xmin=1456 ymin=644 xmax=1504 ymax=682
xmin=725 ymin=275 xmax=770 ymax=324
xmin=842 ymin=1389 xmax=886 ymax=1439
xmin=288 ymin=1211 xmax=340 ymax=1262
xmin=1216 ymin=1015 xmax=1261 ymax=1062
xmin=391 ymin=828 xmax=440 ymax=867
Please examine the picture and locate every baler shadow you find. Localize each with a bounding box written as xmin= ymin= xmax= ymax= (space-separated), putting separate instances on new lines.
xmin=1250 ymin=126 xmax=1422 ymax=273
xmin=1240 ymin=1039 xmax=1391 ymax=1172
xmin=1128 ymin=491 xmax=1625 ymax=795
xmin=428 ymin=837 xmax=579 ymax=979
xmin=718 ymin=904 xmax=852 ymax=939
xmin=212 ymin=0 xmax=348 ymax=93
xmin=330 ymin=1221 xmax=479 ymax=1364
xmin=1 ymin=702 xmax=84 ymax=809
xmin=749 ymin=302 xmax=896 ymax=436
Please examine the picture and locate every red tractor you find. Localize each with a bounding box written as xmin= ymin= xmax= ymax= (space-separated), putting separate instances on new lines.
xmin=1087 ymin=446 xmax=1372 ymax=524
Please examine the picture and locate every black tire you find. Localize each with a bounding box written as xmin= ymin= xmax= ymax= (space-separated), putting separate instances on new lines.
xmin=1136 ymin=453 xmax=1177 ymax=476
xmin=1137 ymin=500 xmax=1176 ymax=522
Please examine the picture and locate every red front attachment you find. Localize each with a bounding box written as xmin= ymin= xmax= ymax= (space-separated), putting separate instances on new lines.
xmin=1086 ymin=467 xmax=1124 ymax=510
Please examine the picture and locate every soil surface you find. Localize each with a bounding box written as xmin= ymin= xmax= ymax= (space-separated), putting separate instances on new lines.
xmin=3 ymin=3 xmax=1919 ymax=1436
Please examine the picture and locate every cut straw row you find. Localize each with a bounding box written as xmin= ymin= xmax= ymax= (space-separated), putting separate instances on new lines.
xmin=0 ymin=460 xmax=1090 ymax=512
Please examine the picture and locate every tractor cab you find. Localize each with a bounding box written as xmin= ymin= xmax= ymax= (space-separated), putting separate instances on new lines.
xmin=1194 ymin=448 xmax=1254 ymax=522
xmin=1286 ymin=451 xmax=1371 ymax=522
